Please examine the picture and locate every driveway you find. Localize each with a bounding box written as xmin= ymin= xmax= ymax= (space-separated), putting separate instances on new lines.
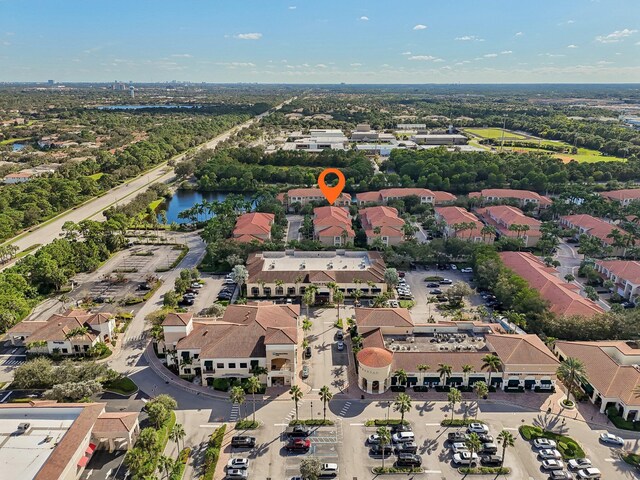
xmin=286 ymin=215 xmax=303 ymax=242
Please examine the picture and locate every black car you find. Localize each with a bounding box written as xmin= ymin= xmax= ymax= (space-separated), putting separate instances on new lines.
xmin=394 ymin=442 xmax=418 ymax=454
xmin=231 ymin=436 xmax=256 ymax=448
xmin=426 ymin=282 xmax=439 ymax=288
xmin=478 ymin=434 xmax=494 ymax=443
xmin=480 ymin=442 xmax=498 ymax=454
xmin=391 ymin=424 xmax=412 ymax=434
xmin=370 ymin=444 xmax=393 ymax=456
xmin=480 ymin=455 xmax=503 ymax=466
xmin=429 ymin=288 xmax=443 ymax=295
xmin=395 ymin=453 xmax=422 ymax=467
xmin=285 ymin=425 xmax=311 ymax=437
xmin=304 ymin=346 xmax=312 ymax=358
xmin=448 ymin=431 xmax=469 ymax=442
xmin=436 ymin=295 xmax=448 ymax=302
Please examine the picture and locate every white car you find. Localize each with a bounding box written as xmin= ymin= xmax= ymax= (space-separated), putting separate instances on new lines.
xmin=450 ymin=264 xmax=457 ymax=270
xmin=538 ymin=449 xmax=562 ymax=460
xmin=577 ymin=467 xmax=601 ymax=479
xmin=599 ymin=432 xmax=624 ymax=446
xmin=226 ymin=469 xmax=248 ymax=479
xmin=367 ymin=434 xmax=380 ymax=444
xmin=227 ymin=458 xmax=249 ymax=469
xmin=568 ymin=458 xmax=592 ymax=470
xmin=460 ymin=267 xmax=473 ymax=273
xmin=467 ymin=423 xmax=489 ymax=434
xmin=542 ymin=459 xmax=565 ymax=471
xmin=533 ymin=438 xmax=557 ymax=449
xmin=452 ymin=451 xmax=478 ymax=465
xmin=392 ymin=431 xmax=415 ymax=443
xmin=450 ymin=442 xmax=469 ymax=453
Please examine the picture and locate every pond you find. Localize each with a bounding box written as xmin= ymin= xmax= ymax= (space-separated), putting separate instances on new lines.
xmin=160 ymin=190 xmax=254 ymax=224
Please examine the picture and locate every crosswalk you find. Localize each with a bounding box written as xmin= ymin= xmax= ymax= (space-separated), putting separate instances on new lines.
xmin=1 ymin=355 xmax=25 ymax=367
xmin=229 ymin=404 xmax=240 ymax=422
xmin=284 ymin=400 xmax=304 ymax=423
xmin=338 ymin=401 xmax=352 ymax=417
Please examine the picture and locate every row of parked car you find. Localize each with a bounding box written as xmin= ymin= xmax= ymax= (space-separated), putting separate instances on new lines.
xmin=395 ymin=277 xmax=413 ymax=300
xmin=283 ymin=426 xmax=339 ymax=478
xmin=366 ymin=424 xmax=423 ymax=468
xmin=179 ymin=281 xmax=203 ymax=306
xmin=218 ymin=273 xmax=237 ymax=301
xmin=447 ymin=423 xmax=504 ymax=467
xmin=226 ymin=436 xmax=257 ymax=479
xmin=526 ymin=436 xmax=604 ymax=479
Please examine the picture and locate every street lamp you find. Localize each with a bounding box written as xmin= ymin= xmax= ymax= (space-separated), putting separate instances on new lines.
xmin=310 ymin=401 xmax=313 ymax=420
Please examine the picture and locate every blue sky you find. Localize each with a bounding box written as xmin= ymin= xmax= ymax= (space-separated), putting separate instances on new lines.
xmin=1 ymin=0 xmax=639 ymax=83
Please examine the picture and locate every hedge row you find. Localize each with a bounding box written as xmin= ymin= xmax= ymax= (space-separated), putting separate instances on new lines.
xmin=202 ymin=425 xmax=226 ymax=480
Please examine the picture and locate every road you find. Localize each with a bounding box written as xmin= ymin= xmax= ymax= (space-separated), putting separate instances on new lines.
xmin=1 ymin=97 xmax=295 ymax=266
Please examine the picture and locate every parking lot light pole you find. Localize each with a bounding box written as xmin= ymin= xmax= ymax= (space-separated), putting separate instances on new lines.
xmin=310 ymin=401 xmax=313 ymax=420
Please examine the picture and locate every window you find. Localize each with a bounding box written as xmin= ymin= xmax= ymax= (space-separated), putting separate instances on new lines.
xmin=250 ymin=360 xmax=259 ymax=369
xmin=194 ymin=353 xmax=199 ymax=359
xmin=240 ymin=362 xmax=248 ymax=369
xmin=217 ymin=363 xmax=224 ymax=368
xmin=183 ymin=368 xmax=191 ymax=374
xmin=287 ymin=287 xmax=296 ymax=295
xmin=250 ymin=287 xmax=259 ymax=296
xmin=275 ymin=286 xmax=284 ymax=296
xmin=228 ymin=363 xmax=236 ymax=369
xmin=334 ymin=236 xmax=341 ymax=245
xmin=263 ymin=287 xmax=271 ymax=296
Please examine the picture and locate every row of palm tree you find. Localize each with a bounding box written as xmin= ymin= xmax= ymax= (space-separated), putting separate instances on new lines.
xmin=156 ymin=422 xmax=186 ymax=479
xmin=288 ymin=384 xmax=334 ymax=422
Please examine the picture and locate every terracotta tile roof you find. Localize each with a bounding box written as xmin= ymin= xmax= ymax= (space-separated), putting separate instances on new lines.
xmin=233 ymin=212 xmax=274 ymax=238
xmin=555 ymin=341 xmax=640 ymax=406
xmin=596 ymin=260 xmax=640 ymax=285
xmin=234 ymin=233 xmax=266 ymax=243
xmin=93 ymin=412 xmax=139 ymax=434
xmin=162 ymin=312 xmax=193 ymax=327
xmin=361 ymin=328 xmax=386 ymax=349
xmin=313 ymin=206 xmax=355 ymax=238
xmin=478 ymin=205 xmax=541 ymax=228
xmin=433 ymin=191 xmax=458 ymax=204
xmin=357 ymin=347 xmax=394 ymax=368
xmin=500 ymin=252 xmax=603 ymax=317
xmin=355 ymin=308 xmax=414 ymax=328
xmin=279 ymin=188 xmax=351 ymax=203
xmin=360 ymin=206 xmax=405 ymax=238
xmin=560 ymin=214 xmax=629 ymax=245
xmin=485 ymin=334 xmax=559 ymax=368
xmin=435 ymin=206 xmax=484 ymax=237
xmin=600 ymin=189 xmax=640 ymax=202
xmin=470 ymin=188 xmax=552 ymax=206
xmin=86 ymin=313 xmax=113 ymax=326
xmin=356 ymin=188 xmax=435 ymax=204
xmin=26 ymin=313 xmax=99 ymax=343
xmin=6 ymin=320 xmax=48 ymax=335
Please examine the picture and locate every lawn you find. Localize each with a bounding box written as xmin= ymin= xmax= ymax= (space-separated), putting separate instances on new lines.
xmin=103 ymin=376 xmax=138 ymax=395
xmin=0 ymin=137 xmax=31 ymax=145
xmin=465 ymin=128 xmax=528 ymax=140
xmin=88 ymin=172 xmax=104 ymax=180
xmin=148 ymin=198 xmax=164 ymax=211
xmin=507 ymin=145 xmax=624 ymax=163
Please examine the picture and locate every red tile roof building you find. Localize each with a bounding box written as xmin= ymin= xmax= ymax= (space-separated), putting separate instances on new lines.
xmin=359 ymin=206 xmax=406 ymax=246
xmin=594 ymin=260 xmax=640 ymax=301
xmin=500 ymin=252 xmax=604 ymax=318
xmin=600 ymin=188 xmax=640 ymax=206
xmin=232 ymin=212 xmax=275 ymax=243
xmin=476 ymin=205 xmax=542 ymax=247
xmin=277 ymin=188 xmax=351 ymax=210
xmin=469 ymin=188 xmax=551 ymax=209
xmin=356 ymin=188 xmax=457 ymax=205
xmin=312 ymin=206 xmax=355 ymax=246
xmin=434 ymin=206 xmax=492 ymax=243
xmin=559 ymin=214 xmax=630 ymax=256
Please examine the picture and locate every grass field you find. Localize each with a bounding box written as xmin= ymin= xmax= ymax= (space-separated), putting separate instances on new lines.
xmin=465 ymin=128 xmax=528 ymax=140
xmin=148 ymin=199 xmax=164 ymax=211
xmin=0 ymin=137 xmax=31 ymax=145
xmin=508 ymin=146 xmax=623 ymax=163
xmin=87 ymin=172 xmax=104 ymax=180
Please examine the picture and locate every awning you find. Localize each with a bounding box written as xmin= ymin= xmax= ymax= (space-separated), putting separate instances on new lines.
xmin=77 ymin=456 xmax=89 ymax=468
xmin=407 ymin=376 xmax=418 ymax=386
xmin=447 ymin=377 xmax=463 ymax=384
xmin=540 ymin=379 xmax=552 ymax=385
xmin=507 ymin=380 xmax=519 ymax=387
xmin=524 ymin=380 xmax=535 ymax=386
xmin=490 ymin=377 xmax=503 ymax=385
xmin=85 ymin=443 xmax=96 ymax=455
xmin=423 ymin=377 xmax=440 ymax=384
xmin=468 ymin=377 xmax=485 ymax=385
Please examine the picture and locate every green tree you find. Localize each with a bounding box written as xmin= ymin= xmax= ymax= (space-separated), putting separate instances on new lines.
xmin=376 ymin=426 xmax=392 ymax=470
xmin=465 ymin=432 xmax=482 ymax=466
xmin=393 ymin=392 xmax=412 ymax=424
xmin=473 ymin=381 xmax=489 ymax=419
xmin=146 ymin=402 xmax=170 ymax=429
xmin=497 ymin=430 xmax=516 ymax=468
xmin=290 ymin=385 xmax=303 ymax=422
xmin=557 ymin=357 xmax=588 ymax=405
xmin=246 ymin=375 xmax=261 ymax=423
xmin=231 ymin=264 xmax=249 ymax=293
xmin=299 ymin=457 xmax=322 ymax=480
xmin=393 ymin=368 xmax=408 ymax=387
xmin=230 ymin=386 xmax=246 ymax=421
xmin=383 ymin=268 xmax=400 ymax=289
xmin=447 ymin=387 xmax=462 ymax=423
xmin=169 ymin=423 xmax=186 ymax=452
xmin=320 ymin=385 xmax=333 ymax=423
xmin=481 ymin=354 xmax=502 ymax=386
xmin=437 ymin=363 xmax=452 ymax=385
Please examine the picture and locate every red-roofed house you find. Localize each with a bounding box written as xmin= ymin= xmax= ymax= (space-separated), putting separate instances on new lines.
xmin=500 ymin=251 xmax=603 ymax=318
xmin=232 ymin=212 xmax=275 ymax=243
xmin=469 ymin=188 xmax=551 ymax=210
xmin=313 ymin=206 xmax=355 ymax=246
xmin=356 ymin=188 xmax=457 ymax=205
xmin=476 ymin=205 xmax=542 ymax=247
xmin=559 ymin=214 xmax=631 ymax=256
xmin=595 ymin=260 xmax=640 ymax=301
xmin=359 ymin=206 xmax=405 ymax=246
xmin=277 ymin=188 xmax=351 ymax=211
xmin=600 ymin=188 xmax=640 ymax=206
xmin=434 ymin=206 xmax=493 ymax=243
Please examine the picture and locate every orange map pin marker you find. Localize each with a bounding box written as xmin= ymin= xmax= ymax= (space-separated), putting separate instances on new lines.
xmin=318 ymin=168 xmax=346 ymax=205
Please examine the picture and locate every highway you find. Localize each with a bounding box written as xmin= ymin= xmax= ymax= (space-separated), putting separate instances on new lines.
xmin=1 ymin=97 xmax=294 ymax=266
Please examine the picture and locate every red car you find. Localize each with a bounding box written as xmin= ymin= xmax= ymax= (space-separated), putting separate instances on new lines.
xmin=286 ymin=438 xmax=311 ymax=452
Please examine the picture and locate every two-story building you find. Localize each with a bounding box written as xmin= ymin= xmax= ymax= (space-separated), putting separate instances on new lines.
xmin=594 ymin=260 xmax=640 ymax=301
xmin=162 ymin=303 xmax=299 ymax=388
xmin=560 ymin=214 xmax=630 ymax=257
xmin=469 ymin=189 xmax=552 ymax=211
xmin=359 ymin=206 xmax=405 ymax=246
xmin=277 ymin=188 xmax=351 ymax=211
xmin=600 ymin=188 xmax=640 ymax=206
xmin=476 ymin=205 xmax=542 ymax=247
xmin=356 ymin=188 xmax=457 ymax=206
xmin=434 ymin=206 xmax=493 ymax=243
xmin=232 ymin=212 xmax=275 ymax=243
xmin=313 ymin=206 xmax=355 ymax=246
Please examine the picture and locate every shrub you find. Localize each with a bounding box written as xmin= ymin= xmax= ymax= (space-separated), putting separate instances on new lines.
xmin=169 ymin=447 xmax=190 ymax=480
xmin=103 ymin=376 xmax=138 ymax=395
xmin=518 ymin=425 xmax=585 ymax=458
xmin=373 ymin=466 xmax=422 ymax=474
xmin=202 ymin=425 xmax=226 ymax=480
xmin=441 ymin=419 xmax=484 ymax=427
xmin=235 ymin=420 xmax=259 ymax=429
xmin=459 ymin=466 xmax=510 ymax=475
xmin=212 ymin=378 xmax=230 ymax=392
xmin=364 ymin=419 xmax=409 ymax=426
xmin=289 ymin=419 xmax=334 ymax=426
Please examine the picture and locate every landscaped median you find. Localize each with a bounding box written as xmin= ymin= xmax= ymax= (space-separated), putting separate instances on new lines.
xmin=441 ymin=419 xmax=485 ymax=427
xmin=372 ymin=467 xmax=423 ymax=475
xmin=169 ymin=447 xmax=190 ymax=480
xmin=458 ymin=466 xmax=511 ymax=475
xmin=201 ymin=425 xmax=226 ymax=480
xmin=103 ymin=376 xmax=138 ymax=396
xmin=365 ymin=419 xmax=409 ymax=427
xmin=235 ymin=420 xmax=260 ymax=430
xmin=289 ymin=419 xmax=334 ymax=426
xmin=519 ymin=425 xmax=585 ymax=459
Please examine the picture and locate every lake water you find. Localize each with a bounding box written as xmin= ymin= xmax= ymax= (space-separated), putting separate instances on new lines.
xmin=160 ymin=190 xmax=254 ymax=224
xmin=12 ymin=143 xmax=25 ymax=152
xmin=98 ymin=105 xmax=197 ymax=110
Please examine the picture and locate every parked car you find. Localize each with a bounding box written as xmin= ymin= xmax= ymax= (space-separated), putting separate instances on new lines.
xmin=480 ymin=455 xmax=503 ymax=466
xmin=440 ymin=278 xmax=453 ymax=285
xmin=430 ymin=289 xmax=443 ymax=295
xmin=453 ymin=451 xmax=479 ymax=466
xmin=391 ymin=424 xmax=412 ymax=433
xmin=599 ymin=432 xmax=624 ymax=446
xmin=436 ymin=295 xmax=448 ymax=302
xmin=448 ymin=431 xmax=469 ymax=442
xmin=568 ymin=459 xmax=592 ymax=470
xmin=548 ymin=471 xmax=573 ymax=480
xmin=226 ymin=469 xmax=248 ymax=479
xmin=426 ymin=282 xmax=440 ymax=288
xmin=301 ymin=365 xmax=310 ymax=379
xmin=542 ymin=459 xmax=565 ymax=471
xmin=398 ymin=271 xmax=406 ymax=277
xmin=480 ymin=442 xmax=498 ymax=454
xmin=451 ymin=442 xmax=469 ymax=454
xmin=392 ymin=431 xmax=415 ymax=443
xmin=320 ymin=463 xmax=338 ymax=477
xmin=538 ymin=449 xmax=562 ymax=460
xmin=337 ymin=341 xmax=344 ymax=351
xmin=394 ymin=441 xmax=418 ymax=454
xmin=370 ymin=444 xmax=393 ymax=456
xmin=461 ymin=267 xmax=473 ymax=273
xmin=395 ymin=453 xmax=422 ymax=467
xmin=478 ymin=434 xmax=494 ymax=443
xmin=227 ymin=458 xmax=249 ymax=469
xmin=367 ymin=434 xmax=381 ymax=445
xmin=304 ymin=346 xmax=312 ymax=359
xmin=231 ymin=436 xmax=256 ymax=448
xmin=285 ymin=438 xmax=311 ymax=452
xmin=467 ymin=423 xmax=489 ymax=434
xmin=191 ymin=282 xmax=203 ymax=289
xmin=621 ymin=301 xmax=635 ymax=309
xmin=533 ymin=438 xmax=558 ymax=449
xmin=285 ymin=425 xmax=311 ymax=437
xmin=576 ymin=468 xmax=601 ymax=479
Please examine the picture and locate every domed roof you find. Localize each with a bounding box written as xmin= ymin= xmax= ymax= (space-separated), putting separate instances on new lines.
xmin=357 ymin=347 xmax=393 ymax=368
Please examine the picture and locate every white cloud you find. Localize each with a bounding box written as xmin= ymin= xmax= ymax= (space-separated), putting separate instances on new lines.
xmin=484 ymin=53 xmax=498 ymax=58
xmin=433 ymin=58 xmax=445 ymax=62
xmin=171 ymin=54 xmax=192 ymax=58
xmin=515 ymin=32 xmax=524 ymax=37
xmin=360 ymin=16 xmax=369 ymax=21
xmin=595 ymin=28 xmax=637 ymax=43
xmin=500 ymin=50 xmax=513 ymax=54
xmin=539 ymin=53 xmax=566 ymax=58
xmin=217 ymin=62 xmax=256 ymax=67
xmin=558 ymin=19 xmax=575 ymax=26
xmin=234 ymin=32 xmax=262 ymax=40
xmin=413 ymin=24 xmax=427 ymax=30
xmin=455 ymin=35 xmax=484 ymax=42
xmin=408 ymin=55 xmax=437 ymax=61
xmin=350 ymin=63 xmax=363 ymax=66
xmin=315 ymin=64 xmax=327 ymax=68
xmin=288 ymin=5 xmax=296 ymax=9
xmin=567 ymin=20 xmax=575 ymax=24
xmin=401 ymin=51 xmax=412 ymax=55
xmin=567 ymin=44 xmax=578 ymax=48
xmin=597 ymin=60 xmax=613 ymax=65
xmin=636 ymin=41 xmax=640 ymax=45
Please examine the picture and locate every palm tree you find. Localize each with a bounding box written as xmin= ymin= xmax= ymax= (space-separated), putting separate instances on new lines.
xmin=230 ymin=386 xmax=246 ymax=422
xmin=462 ymin=364 xmax=474 ymax=385
xmin=319 ymin=385 xmax=333 ymax=422
xmin=158 ymin=454 xmax=176 ymax=479
xmin=393 ymin=393 xmax=412 ymax=424
xmin=465 ymin=432 xmax=483 ymax=465
xmin=246 ymin=376 xmax=261 ymax=423
xmin=557 ymin=357 xmax=588 ymax=406
xmin=447 ymin=387 xmax=462 ymax=423
xmin=376 ymin=426 xmax=392 ymax=470
xmin=169 ymin=423 xmax=186 ymax=452
xmin=333 ymin=290 xmax=344 ymax=324
xmin=481 ymin=354 xmax=502 ymax=387
xmin=497 ymin=430 xmax=516 ymax=468
xmin=437 ymin=363 xmax=452 ymax=386
xmin=480 ymin=225 xmax=496 ymax=242
xmin=473 ymin=381 xmax=489 ymax=419
xmin=290 ymin=385 xmax=303 ymax=422
xmin=303 ymin=285 xmax=317 ymax=318
xmin=393 ymin=368 xmax=408 ymax=388
xmin=302 ymin=318 xmax=313 ymax=339
xmin=417 ymin=364 xmax=430 ymax=385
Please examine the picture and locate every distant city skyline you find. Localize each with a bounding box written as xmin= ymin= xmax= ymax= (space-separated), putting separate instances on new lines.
xmin=1 ymin=0 xmax=639 ymax=83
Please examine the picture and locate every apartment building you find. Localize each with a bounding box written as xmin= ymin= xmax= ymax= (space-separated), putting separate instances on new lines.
xmin=313 ymin=206 xmax=355 ymax=246
xmin=359 ymin=206 xmax=405 ymax=246
xmin=476 ymin=205 xmax=542 ymax=247
xmin=559 ymin=214 xmax=630 ymax=256
xmin=594 ymin=260 xmax=640 ymax=301
xmin=277 ymin=188 xmax=351 ymax=211
xmin=469 ymin=189 xmax=552 ymax=210
xmin=434 ymin=206 xmax=493 ymax=243
xmin=232 ymin=212 xmax=275 ymax=243
xmin=600 ymin=188 xmax=640 ymax=206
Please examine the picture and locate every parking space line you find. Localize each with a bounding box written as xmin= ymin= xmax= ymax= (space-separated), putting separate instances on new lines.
xmin=423 ymin=470 xmax=442 ymax=474
xmin=424 ymin=423 xmax=440 ymax=426
xmin=350 ymin=423 xmax=364 ymax=426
